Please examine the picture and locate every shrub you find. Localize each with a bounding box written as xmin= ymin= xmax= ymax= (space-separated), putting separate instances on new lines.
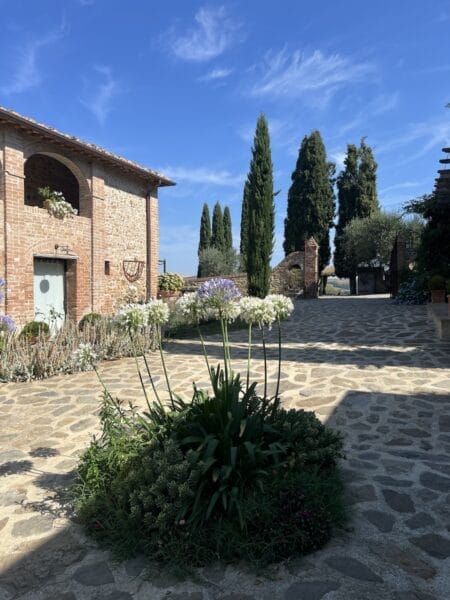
xmin=198 ymin=247 xmax=239 ymax=277
xmin=394 ymin=274 xmax=428 ymax=305
xmin=0 ymin=318 xmax=156 ymax=382
xmin=429 ymin=275 xmax=446 ymax=290
xmin=158 ymin=272 xmax=184 ymax=292
xmin=74 ymin=282 xmax=345 ymax=568
xmin=79 ymin=312 xmax=103 ymax=329
xmin=20 ymin=320 xmax=50 ymax=338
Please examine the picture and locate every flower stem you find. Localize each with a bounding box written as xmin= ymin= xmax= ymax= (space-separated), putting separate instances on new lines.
xmin=219 ymin=318 xmax=229 ymax=383
xmin=275 ymin=319 xmax=282 ymax=400
xmin=157 ymin=326 xmax=174 ymax=409
xmin=197 ymin=323 xmax=211 ymax=376
xmin=130 ymin=334 xmax=151 ymax=411
xmin=142 ymin=351 xmax=161 ymax=405
xmin=246 ymin=323 xmax=252 ymax=392
xmin=261 ymin=326 xmax=268 ymax=399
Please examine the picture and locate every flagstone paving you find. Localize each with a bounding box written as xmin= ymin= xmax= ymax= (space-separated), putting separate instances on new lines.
xmin=1 ymin=296 xmax=450 ymax=599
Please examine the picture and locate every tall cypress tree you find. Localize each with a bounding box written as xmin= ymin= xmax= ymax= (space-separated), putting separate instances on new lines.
xmin=240 ymin=181 xmax=250 ymax=270
xmin=245 ymin=114 xmax=274 ymax=297
xmin=223 ymin=206 xmax=233 ymax=252
xmin=334 ymin=140 xmax=379 ymax=293
xmin=197 ymin=203 xmax=211 ymax=277
xmin=283 ymin=130 xmax=335 ymax=274
xmin=211 ymin=202 xmax=225 ymax=251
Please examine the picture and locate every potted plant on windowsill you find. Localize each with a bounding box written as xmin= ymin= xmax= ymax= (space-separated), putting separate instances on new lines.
xmin=38 ymin=186 xmax=78 ymax=220
xmin=429 ymin=275 xmax=446 ymax=303
xmin=157 ymin=272 xmax=184 ymax=301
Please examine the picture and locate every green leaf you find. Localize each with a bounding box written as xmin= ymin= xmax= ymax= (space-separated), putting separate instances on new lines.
xmin=206 ymin=491 xmax=220 ymax=520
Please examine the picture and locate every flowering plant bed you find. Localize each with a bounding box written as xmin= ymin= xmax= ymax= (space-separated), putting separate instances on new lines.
xmin=74 ymin=279 xmax=346 ymax=568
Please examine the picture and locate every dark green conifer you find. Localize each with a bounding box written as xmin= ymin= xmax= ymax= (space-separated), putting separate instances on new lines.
xmin=197 ymin=203 xmax=211 ymax=277
xmin=283 ymin=130 xmax=335 ymax=274
xmin=223 ymin=206 xmax=233 ymax=252
xmin=211 ymin=202 xmax=225 ymax=251
xmin=245 ymin=114 xmax=274 ymax=297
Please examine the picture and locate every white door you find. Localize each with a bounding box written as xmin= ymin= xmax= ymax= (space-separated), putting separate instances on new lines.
xmin=33 ymin=259 xmax=66 ymax=330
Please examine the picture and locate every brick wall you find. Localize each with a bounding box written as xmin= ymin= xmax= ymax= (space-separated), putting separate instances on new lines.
xmin=0 ymin=123 xmax=160 ymax=325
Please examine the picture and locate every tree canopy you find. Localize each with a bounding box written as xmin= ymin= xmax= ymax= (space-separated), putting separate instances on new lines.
xmin=244 ymin=114 xmax=274 ymax=297
xmin=283 ymin=130 xmax=335 ymax=272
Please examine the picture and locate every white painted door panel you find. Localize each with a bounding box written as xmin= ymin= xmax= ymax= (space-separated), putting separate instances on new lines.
xmin=33 ymin=259 xmax=65 ymax=330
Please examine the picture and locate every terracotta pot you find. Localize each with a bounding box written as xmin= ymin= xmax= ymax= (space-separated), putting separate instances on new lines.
xmin=157 ymin=290 xmax=180 ymax=301
xmin=431 ymin=289 xmax=446 ymax=303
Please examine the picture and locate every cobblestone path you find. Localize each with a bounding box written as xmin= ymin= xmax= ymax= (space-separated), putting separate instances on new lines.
xmin=1 ymin=296 xmax=450 ymax=599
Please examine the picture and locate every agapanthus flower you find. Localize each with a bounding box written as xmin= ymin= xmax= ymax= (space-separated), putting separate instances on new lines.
xmin=239 ymin=296 xmax=276 ymax=328
xmin=265 ymin=294 xmax=294 ymax=321
xmin=73 ymin=343 xmax=97 ymax=371
xmin=0 ymin=314 xmax=16 ymax=334
xmin=146 ymin=299 xmax=170 ymax=326
xmin=197 ymin=278 xmax=241 ymax=321
xmin=117 ymin=303 xmax=147 ymax=333
xmin=176 ymin=292 xmax=208 ymax=323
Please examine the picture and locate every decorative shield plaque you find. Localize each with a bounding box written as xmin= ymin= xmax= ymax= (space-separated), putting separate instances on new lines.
xmin=122 ymin=259 xmax=145 ymax=282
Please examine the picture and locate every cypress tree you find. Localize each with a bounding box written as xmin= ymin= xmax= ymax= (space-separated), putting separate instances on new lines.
xmin=223 ymin=206 xmax=233 ymax=252
xmin=197 ymin=203 xmax=211 ymax=277
xmin=283 ymin=130 xmax=335 ymax=275
xmin=245 ymin=114 xmax=274 ymax=297
xmin=240 ymin=181 xmax=250 ymax=270
xmin=211 ymin=202 xmax=225 ymax=251
xmin=334 ymin=140 xmax=379 ymax=293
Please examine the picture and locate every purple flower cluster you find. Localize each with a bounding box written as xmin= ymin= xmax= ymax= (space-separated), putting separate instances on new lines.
xmin=197 ymin=278 xmax=241 ymax=302
xmin=0 ymin=315 xmax=16 ymax=333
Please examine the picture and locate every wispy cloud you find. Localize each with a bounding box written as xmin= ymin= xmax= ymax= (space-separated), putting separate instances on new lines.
xmin=167 ymin=6 xmax=243 ymax=62
xmin=330 ymin=151 xmax=347 ymax=171
xmin=379 ymin=181 xmax=423 ymax=196
xmin=377 ymin=116 xmax=450 ymax=163
xmin=160 ymin=165 xmax=243 ymax=187
xmin=80 ymin=66 xmax=119 ymax=125
xmin=249 ymin=48 xmax=374 ymax=104
xmin=337 ymin=92 xmax=399 ymax=137
xmin=0 ymin=23 xmax=66 ymax=95
xmin=198 ymin=67 xmax=233 ymax=82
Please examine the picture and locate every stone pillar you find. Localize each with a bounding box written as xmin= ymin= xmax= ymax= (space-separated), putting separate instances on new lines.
xmin=146 ymin=188 xmax=159 ymax=300
xmin=90 ymin=165 xmax=106 ymax=312
xmin=303 ymin=237 xmax=319 ymax=299
xmin=3 ymin=129 xmax=27 ymax=321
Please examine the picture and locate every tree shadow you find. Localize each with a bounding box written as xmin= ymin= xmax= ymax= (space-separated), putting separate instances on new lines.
xmin=1 ymin=389 xmax=449 ymax=598
xmin=0 ymin=460 xmax=33 ymax=477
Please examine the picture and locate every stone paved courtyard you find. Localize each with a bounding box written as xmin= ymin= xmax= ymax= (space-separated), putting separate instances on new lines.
xmin=1 ymin=296 xmax=450 ymax=599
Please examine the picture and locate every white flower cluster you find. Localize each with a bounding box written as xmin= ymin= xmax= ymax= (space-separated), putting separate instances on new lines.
xmin=265 ymin=294 xmax=294 ymax=321
xmin=72 ymin=342 xmax=97 ymax=371
xmin=43 ymin=191 xmax=78 ymax=220
xmin=176 ymin=290 xmax=294 ymax=327
xmin=117 ymin=299 xmax=170 ymax=332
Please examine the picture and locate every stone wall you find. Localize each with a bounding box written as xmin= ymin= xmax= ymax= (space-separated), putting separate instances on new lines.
xmin=183 ymin=241 xmax=319 ymax=298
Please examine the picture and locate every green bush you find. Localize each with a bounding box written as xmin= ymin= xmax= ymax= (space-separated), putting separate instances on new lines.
xmin=429 ymin=275 xmax=446 ymax=290
xmin=20 ymin=320 xmax=50 ymax=338
xmin=74 ymin=380 xmax=345 ymax=566
xmin=79 ymin=312 xmax=103 ymax=329
xmin=158 ymin=272 xmax=184 ymax=292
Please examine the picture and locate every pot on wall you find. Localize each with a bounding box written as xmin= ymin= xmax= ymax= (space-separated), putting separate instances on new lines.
xmin=157 ymin=290 xmax=180 ymax=301
xmin=431 ymin=289 xmax=446 ymax=303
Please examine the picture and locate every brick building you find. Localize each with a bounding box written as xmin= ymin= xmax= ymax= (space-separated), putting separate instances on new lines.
xmin=0 ymin=107 xmax=174 ymax=326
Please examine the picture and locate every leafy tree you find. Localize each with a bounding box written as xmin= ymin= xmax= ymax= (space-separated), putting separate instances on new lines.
xmin=198 ymin=247 xmax=239 ymax=277
xmin=244 ymin=115 xmax=274 ymax=297
xmin=223 ymin=206 xmax=233 ymax=253
xmin=240 ymin=181 xmax=250 ymax=270
xmin=341 ymin=212 xmax=422 ymax=274
xmin=283 ymin=130 xmax=335 ymax=287
xmin=334 ymin=140 xmax=379 ymax=294
xmin=197 ymin=203 xmax=211 ymax=277
xmin=211 ymin=202 xmax=225 ymax=251
xmin=405 ymin=192 xmax=450 ymax=278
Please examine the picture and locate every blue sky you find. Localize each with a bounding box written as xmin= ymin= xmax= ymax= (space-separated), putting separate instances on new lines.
xmin=1 ymin=0 xmax=449 ymax=274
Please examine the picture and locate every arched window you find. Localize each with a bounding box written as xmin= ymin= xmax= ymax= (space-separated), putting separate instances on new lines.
xmin=24 ymin=154 xmax=80 ymax=212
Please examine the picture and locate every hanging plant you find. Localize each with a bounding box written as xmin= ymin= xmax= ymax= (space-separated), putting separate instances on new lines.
xmin=38 ymin=186 xmax=78 ymax=220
